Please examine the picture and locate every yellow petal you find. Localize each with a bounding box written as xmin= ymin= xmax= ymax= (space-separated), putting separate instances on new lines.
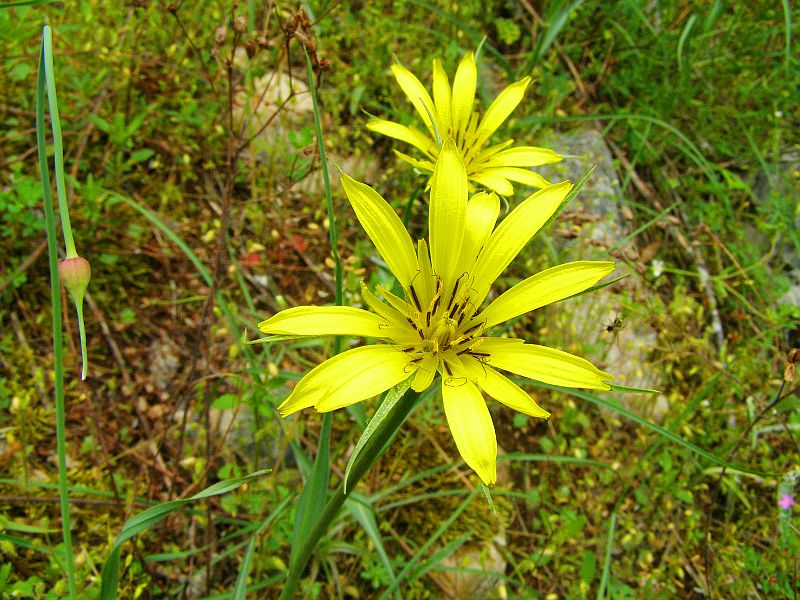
xmin=471 ymin=181 xmax=572 ymax=307
xmin=461 ymin=356 xmax=549 ymax=418
xmin=469 ymin=171 xmax=514 ymax=196
xmin=393 ymin=149 xmax=436 ymax=174
xmin=411 ymin=354 xmax=439 ymax=392
xmin=484 ymin=341 xmax=614 ymax=390
xmin=367 ymin=120 xmax=437 ymax=157
xmin=391 ymin=63 xmax=439 ymax=140
xmin=360 ymin=281 xmax=406 ymax=324
xmin=360 ymin=284 xmax=421 ymax=344
xmin=429 ymin=140 xmax=467 ymax=286
xmin=484 ymin=167 xmax=550 ymax=188
xmin=479 ymin=261 xmax=615 ymax=328
xmin=473 ymin=139 xmax=515 ymax=163
xmin=414 ymin=239 xmax=436 ymax=309
xmin=456 ymin=191 xmax=500 ymax=277
xmin=375 ymin=284 xmax=412 ymax=317
xmin=432 ymin=59 xmax=452 ymax=136
xmin=485 ymin=145 xmax=562 ymax=167
xmin=278 ymin=345 xmax=413 ymax=416
xmin=341 ymin=175 xmax=418 ymax=289
xmin=451 ymin=52 xmax=477 ymax=137
xmin=258 ymin=305 xmax=390 ymax=338
xmin=442 ymin=380 xmax=497 ymax=485
xmin=474 ymin=76 xmax=530 ymax=148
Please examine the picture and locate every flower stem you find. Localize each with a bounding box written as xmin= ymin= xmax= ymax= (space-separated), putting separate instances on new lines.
xmin=36 ymin=25 xmax=77 ymax=599
xmin=279 ymin=388 xmax=420 ymax=599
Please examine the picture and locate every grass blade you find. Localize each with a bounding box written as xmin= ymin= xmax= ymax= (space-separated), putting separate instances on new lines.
xmin=99 ymin=470 xmax=270 ymax=599
xmin=596 ymin=511 xmax=617 ymax=599
xmin=345 ymin=493 xmax=399 ymax=597
xmin=531 ymin=382 xmax=776 ymax=478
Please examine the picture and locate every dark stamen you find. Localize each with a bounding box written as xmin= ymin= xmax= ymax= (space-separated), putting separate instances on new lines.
xmin=406 ymin=316 xmax=425 ymax=339
xmin=410 ymin=285 xmax=422 ymax=312
xmin=446 ymin=274 xmax=464 ymax=312
xmin=449 ymin=300 xmax=462 ymax=320
xmin=462 ymin=322 xmax=483 ymax=337
xmin=431 ymin=293 xmax=441 ymax=316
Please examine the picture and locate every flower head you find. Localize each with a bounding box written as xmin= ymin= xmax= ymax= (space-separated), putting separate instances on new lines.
xmin=367 ymin=52 xmax=562 ymax=196
xmin=259 ymin=141 xmax=613 ymax=484
xmin=779 ymin=493 xmax=795 ymax=510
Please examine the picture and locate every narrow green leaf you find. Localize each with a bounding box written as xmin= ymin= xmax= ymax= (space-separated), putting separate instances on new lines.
xmin=1 ymin=0 xmax=60 ymax=6
xmin=532 ymin=382 xmax=776 ymax=478
xmin=379 ymin=487 xmax=480 ymax=599
xmin=531 ymin=0 xmax=586 ymax=67
xmin=565 ymin=273 xmax=629 ymax=301
xmin=232 ymin=495 xmax=292 ymax=599
xmin=99 ymin=470 xmax=269 ymax=600
xmin=344 ymin=377 xmax=412 ymax=492
xmin=232 ymin=536 xmax=258 ymax=600
xmin=609 ymin=383 xmax=661 ymax=395
xmin=542 ymin=165 xmax=596 ymax=231
xmin=410 ymin=532 xmax=471 ymax=584
xmin=344 ymin=493 xmax=398 ymax=595
xmin=278 ymin=388 xmax=420 ymax=600
xmin=290 ymin=413 xmax=331 ymax=559
xmin=597 ymin=512 xmax=617 ymax=600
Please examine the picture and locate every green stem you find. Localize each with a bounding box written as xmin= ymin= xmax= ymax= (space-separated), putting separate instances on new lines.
xmin=304 ymin=48 xmax=341 ymax=311
xmin=36 ymin=25 xmax=77 ymax=599
xmin=279 ymin=389 xmax=420 ymax=600
xmin=42 ymin=26 xmax=77 ymax=259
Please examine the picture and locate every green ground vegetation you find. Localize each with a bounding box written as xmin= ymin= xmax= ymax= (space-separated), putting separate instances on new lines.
xmin=0 ymin=0 xmax=798 ymax=597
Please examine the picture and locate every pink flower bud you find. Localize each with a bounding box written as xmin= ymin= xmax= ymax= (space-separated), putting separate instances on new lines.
xmin=58 ymin=256 xmax=91 ymax=302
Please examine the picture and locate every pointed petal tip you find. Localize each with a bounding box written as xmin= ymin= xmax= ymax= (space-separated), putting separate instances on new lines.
xmin=276 ymin=403 xmax=295 ymax=418
xmin=477 ymin=466 xmax=497 ymax=486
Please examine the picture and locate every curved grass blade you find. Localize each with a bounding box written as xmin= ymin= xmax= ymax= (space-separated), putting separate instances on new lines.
xmin=529 ymin=0 xmax=587 ymax=69
xmin=405 ymin=0 xmax=512 ymax=79
xmin=99 ymin=470 xmax=270 ymax=600
xmin=232 ymin=495 xmax=292 ymax=599
xmin=530 ymin=382 xmax=776 ymax=478
xmin=378 ymin=486 xmax=480 ymax=599
xmin=596 ymin=511 xmax=617 ymax=599
xmin=609 ymin=383 xmax=661 ymax=395
xmin=345 ymin=493 xmax=399 ymax=598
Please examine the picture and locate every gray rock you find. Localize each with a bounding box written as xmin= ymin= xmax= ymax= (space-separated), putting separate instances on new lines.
xmin=755 ymin=151 xmax=800 ymax=308
xmin=532 ymin=128 xmax=669 ymax=421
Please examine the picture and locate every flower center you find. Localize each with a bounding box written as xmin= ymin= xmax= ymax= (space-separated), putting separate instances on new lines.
xmin=403 ymin=274 xmax=485 ymax=361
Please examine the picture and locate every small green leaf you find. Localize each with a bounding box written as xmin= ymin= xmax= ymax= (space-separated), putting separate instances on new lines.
xmin=580 ymin=550 xmax=597 ymax=584
xmin=211 ymin=393 xmax=238 ymax=410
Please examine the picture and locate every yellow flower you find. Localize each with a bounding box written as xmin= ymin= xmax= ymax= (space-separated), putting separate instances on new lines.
xmin=259 ymin=141 xmax=614 ymax=485
xmin=367 ymin=52 xmax=562 ymax=196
